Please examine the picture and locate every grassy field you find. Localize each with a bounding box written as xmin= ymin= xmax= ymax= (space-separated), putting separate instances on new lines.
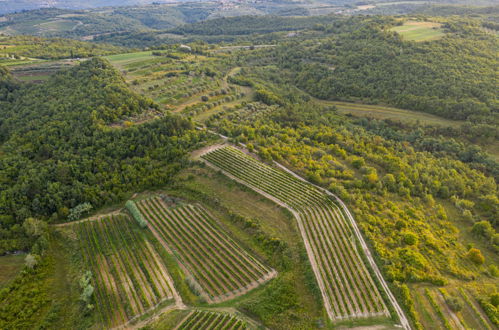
xmin=391 ymin=21 xmax=445 ymax=42
xmin=326 ymin=101 xmax=462 ymax=128
xmin=104 ymin=51 xmax=155 ymax=68
xmin=0 ymin=254 xmax=25 ymax=287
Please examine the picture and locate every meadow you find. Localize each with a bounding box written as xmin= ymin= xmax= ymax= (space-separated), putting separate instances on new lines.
xmin=391 ymin=21 xmax=445 ymax=41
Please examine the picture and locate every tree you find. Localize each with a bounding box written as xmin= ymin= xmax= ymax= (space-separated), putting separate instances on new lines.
xmin=471 ymin=221 xmax=494 ymax=240
xmin=22 ymin=218 xmax=47 ymax=237
xmin=491 ymin=293 xmax=499 ymax=307
xmin=24 ymin=254 xmax=38 ymax=269
xmin=467 ymin=248 xmax=485 ymax=265
xmin=446 ymin=296 xmax=463 ymax=312
xmin=67 ymin=203 xmax=93 ymax=222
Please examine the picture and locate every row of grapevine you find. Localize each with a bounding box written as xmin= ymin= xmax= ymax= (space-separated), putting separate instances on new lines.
xmin=75 ymin=214 xmax=175 ymax=327
xmin=136 ymin=197 xmax=276 ymax=303
xmin=201 ymin=146 xmax=389 ymax=321
xmin=175 ymin=310 xmax=248 ymax=330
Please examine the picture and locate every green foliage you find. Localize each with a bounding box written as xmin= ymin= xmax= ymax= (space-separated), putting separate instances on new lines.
xmin=0 ymin=255 xmax=52 ymax=328
xmin=238 ymin=275 xmax=298 ymax=323
xmin=467 ymin=248 xmax=485 ymax=265
xmin=478 ymin=298 xmax=499 ymax=326
xmin=0 ymin=35 xmax=125 ymax=59
xmin=125 ymin=200 xmax=147 ymax=228
xmin=67 ymin=203 xmax=93 ymax=222
xmin=394 ymin=282 xmax=422 ymax=330
xmin=425 ymin=289 xmax=452 ymax=330
xmin=24 ymin=253 xmax=39 ymax=269
xmin=445 ymin=296 xmax=463 ymax=312
xmin=471 ymin=221 xmax=495 ymax=240
xmin=491 ymin=293 xmax=499 ymax=308
xmin=0 ymin=58 xmax=199 ymax=225
xmin=78 ymin=271 xmax=94 ymax=311
xmin=272 ymin=17 xmax=499 ymax=122
xmin=22 ymin=218 xmax=48 ymax=237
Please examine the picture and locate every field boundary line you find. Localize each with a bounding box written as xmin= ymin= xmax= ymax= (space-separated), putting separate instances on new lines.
xmin=198 ymin=143 xmax=410 ymax=328
xmin=273 ymin=161 xmax=410 ymax=329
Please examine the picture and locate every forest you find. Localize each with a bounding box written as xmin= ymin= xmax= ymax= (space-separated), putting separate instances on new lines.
xmin=0 ymin=7 xmax=498 ymax=330
xmin=0 ymin=58 xmax=206 ymax=253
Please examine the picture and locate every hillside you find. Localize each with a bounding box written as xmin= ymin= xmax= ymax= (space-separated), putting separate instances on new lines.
xmin=0 ymin=9 xmax=498 ymax=330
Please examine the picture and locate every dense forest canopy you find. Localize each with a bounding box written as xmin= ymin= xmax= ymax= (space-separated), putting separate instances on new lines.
xmin=0 ymin=58 xmax=203 ymax=231
xmin=273 ymin=17 xmax=499 ymax=121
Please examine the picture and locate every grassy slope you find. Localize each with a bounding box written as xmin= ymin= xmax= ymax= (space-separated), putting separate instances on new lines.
xmin=325 ymin=101 xmax=462 ymax=128
xmin=0 ymin=254 xmax=25 ymax=287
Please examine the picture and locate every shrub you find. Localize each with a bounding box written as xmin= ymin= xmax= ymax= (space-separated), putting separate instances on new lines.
xmin=125 ymin=200 xmax=147 ymax=228
xmin=25 ymin=254 xmax=38 ymax=269
xmin=471 ymin=221 xmax=495 ymax=240
xmin=67 ymin=203 xmax=93 ymax=221
xmin=446 ymin=296 xmax=463 ymax=312
xmin=467 ymin=248 xmax=485 ymax=265
xmin=403 ymin=232 xmax=418 ymax=246
xmin=491 ymin=293 xmax=499 ymax=307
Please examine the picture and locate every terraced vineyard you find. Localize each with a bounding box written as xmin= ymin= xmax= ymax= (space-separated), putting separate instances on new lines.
xmin=175 ymin=310 xmax=249 ymax=330
xmin=201 ymin=146 xmax=391 ymax=322
xmin=75 ymin=214 xmax=176 ymax=328
xmin=136 ymin=197 xmax=276 ymax=303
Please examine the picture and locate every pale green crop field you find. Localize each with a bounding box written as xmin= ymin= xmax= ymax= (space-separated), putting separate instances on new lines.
xmin=391 ymin=21 xmax=445 ymax=42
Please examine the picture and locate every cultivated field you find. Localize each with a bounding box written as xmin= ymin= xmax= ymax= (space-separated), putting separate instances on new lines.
xmin=391 ymin=21 xmax=444 ymax=41
xmin=200 ymin=146 xmax=391 ymax=322
xmin=135 ymin=197 xmax=277 ymax=303
xmin=174 ymin=310 xmax=249 ymax=330
xmin=75 ymin=214 xmax=176 ymax=328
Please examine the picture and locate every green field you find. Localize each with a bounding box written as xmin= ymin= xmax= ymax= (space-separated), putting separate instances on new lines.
xmin=327 ymin=101 xmax=461 ymax=127
xmin=391 ymin=21 xmax=445 ymax=42
xmin=0 ymin=254 xmax=25 ymax=287
xmin=104 ymin=51 xmax=155 ymax=67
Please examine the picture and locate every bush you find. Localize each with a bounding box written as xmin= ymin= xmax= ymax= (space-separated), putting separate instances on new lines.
xmin=125 ymin=200 xmax=147 ymax=228
xmin=467 ymin=248 xmax=485 ymax=265
xmin=446 ymin=296 xmax=463 ymax=312
xmin=67 ymin=203 xmax=93 ymax=222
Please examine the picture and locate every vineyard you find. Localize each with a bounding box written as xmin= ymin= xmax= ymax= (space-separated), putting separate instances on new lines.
xmin=106 ymin=49 xmax=245 ymax=115
xmin=174 ymin=310 xmax=249 ymax=330
xmin=135 ymin=197 xmax=277 ymax=303
xmin=201 ymin=146 xmax=390 ymax=321
xmin=74 ymin=214 xmax=176 ymax=328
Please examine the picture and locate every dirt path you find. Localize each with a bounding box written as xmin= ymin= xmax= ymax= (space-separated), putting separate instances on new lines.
xmin=273 ymin=161 xmax=411 ymax=329
xmin=198 ymin=154 xmax=336 ymax=320
xmin=54 ymin=210 xmax=123 ymax=227
xmin=436 ymin=291 xmax=466 ymax=330
xmin=198 ymin=143 xmax=410 ymax=328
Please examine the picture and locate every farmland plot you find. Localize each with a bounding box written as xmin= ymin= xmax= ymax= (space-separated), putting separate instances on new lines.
xmin=201 ymin=146 xmax=390 ymax=321
xmin=136 ymin=197 xmax=277 ymax=303
xmin=175 ymin=310 xmax=249 ymax=330
xmin=75 ymin=214 xmax=176 ymax=328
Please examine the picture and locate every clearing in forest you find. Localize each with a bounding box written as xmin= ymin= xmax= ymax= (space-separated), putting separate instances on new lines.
xmin=174 ymin=310 xmax=249 ymax=330
xmin=391 ymin=21 xmax=444 ymax=41
xmin=200 ymin=146 xmax=392 ymax=322
xmin=74 ymin=214 xmax=176 ymax=328
xmin=135 ymin=196 xmax=277 ymax=303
